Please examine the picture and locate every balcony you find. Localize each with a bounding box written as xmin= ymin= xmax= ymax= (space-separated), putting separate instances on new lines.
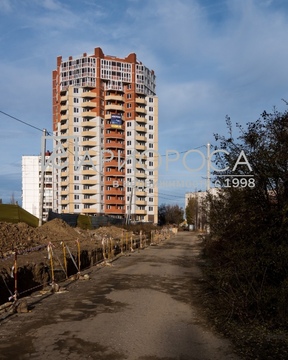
xmin=135 ymin=135 xmax=146 ymax=142
xmin=82 ymin=169 xmax=98 ymax=176
xmin=82 ymin=198 xmax=97 ymax=204
xmin=81 ymin=120 xmax=97 ymax=127
xmin=82 ymin=207 xmax=98 ymax=214
xmin=60 ymin=94 xmax=68 ymax=102
xmin=104 ymin=169 xmax=125 ymax=177
xmin=105 ymin=104 xmax=124 ymax=111
xmin=81 ymin=91 xmax=95 ymax=98
xmin=81 ymin=130 xmax=97 ymax=138
xmin=60 ymin=104 xmax=68 ymax=112
xmin=136 ymin=106 xmax=146 ymax=114
xmin=105 ymin=198 xmax=125 ymax=205
xmin=60 ymin=122 xmax=69 ymax=130
xmin=135 ymin=209 xmax=147 ymax=215
xmin=82 ymin=110 xmax=97 ymax=118
xmin=81 ymin=179 xmax=97 ymax=185
xmin=82 ymin=188 xmax=97 ymax=195
xmin=61 ymin=170 xmax=68 ymax=177
xmin=60 ymin=114 xmax=68 ymax=121
xmin=136 ymin=172 xmax=147 ymax=179
xmin=105 ymin=94 xmax=124 ymax=102
xmin=136 ymin=116 xmax=147 ymax=124
xmin=60 ymin=199 xmax=69 ymax=205
xmin=136 ymin=97 xmax=147 ymax=105
xmin=105 ymin=141 xmax=125 ymax=149
xmin=136 ymin=200 xmax=147 ymax=206
xmin=135 ymin=190 xmax=146 ymax=197
xmin=80 ymin=140 xmax=97 ymax=147
xmin=81 ymin=101 xmax=97 ymax=108
xmin=105 ymin=132 xmax=124 ymax=139
xmin=135 ymin=144 xmax=146 ymax=151
xmin=135 ymin=125 xmax=147 ymax=133
xmin=105 ymin=208 xmax=126 ymax=215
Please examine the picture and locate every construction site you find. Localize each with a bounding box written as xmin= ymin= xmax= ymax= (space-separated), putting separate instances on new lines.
xmin=0 ymin=205 xmax=173 ymax=313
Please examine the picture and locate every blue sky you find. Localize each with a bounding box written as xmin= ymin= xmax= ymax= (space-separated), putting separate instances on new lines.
xmin=1 ymin=0 xmax=288 ymax=207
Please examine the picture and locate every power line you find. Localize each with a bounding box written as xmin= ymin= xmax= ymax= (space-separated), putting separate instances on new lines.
xmin=0 ymin=110 xmax=52 ymax=134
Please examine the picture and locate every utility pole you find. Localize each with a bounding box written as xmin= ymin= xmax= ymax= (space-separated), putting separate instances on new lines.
xmin=39 ymin=129 xmax=47 ymax=226
xmin=206 ymin=143 xmax=211 ymax=234
xmin=206 ymin=142 xmax=210 ymax=192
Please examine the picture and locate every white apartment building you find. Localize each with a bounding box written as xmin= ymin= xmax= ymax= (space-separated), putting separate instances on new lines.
xmin=22 ymin=154 xmax=53 ymax=221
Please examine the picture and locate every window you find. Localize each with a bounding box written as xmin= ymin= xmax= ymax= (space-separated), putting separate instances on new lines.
xmin=149 ymin=171 xmax=153 ymax=176
xmin=74 ymin=195 xmax=79 ymax=200
xmin=149 ymin=107 xmax=153 ymax=112
xmin=149 ymin=206 xmax=153 ymax=211
xmin=149 ymin=125 xmax=153 ymax=130
xmin=149 ymin=98 xmax=153 ymax=103
xmin=74 ymin=176 xmax=79 ymax=180
xmin=127 ymin=131 xmax=131 ymax=136
xmin=74 ymin=98 xmax=79 ymax=103
xmin=149 ymin=189 xmax=153 ymax=193
xmin=149 ymin=197 xmax=153 ymax=202
xmin=127 ymin=112 xmax=131 ymax=118
xmin=74 ymin=185 xmax=79 ymax=190
xmin=74 ymin=88 xmax=79 ymax=93
xmin=74 ymin=117 xmax=79 ymax=123
xmin=127 ymin=140 xmax=131 ymax=146
xmin=74 ymin=204 xmax=80 ymax=209
xmin=149 ymin=143 xmax=153 ymax=149
xmin=74 ymin=108 xmax=79 ymax=113
xmin=149 ymin=116 xmax=153 ymax=121
xmin=149 ymin=134 xmax=153 ymax=139
xmin=127 ymin=93 xmax=132 ymax=99
xmin=127 ymin=121 xmax=131 ymax=127
xmin=149 ymin=161 xmax=154 ymax=166
xmin=127 ymin=103 xmax=132 ymax=108
xmin=74 ymin=127 xmax=79 ymax=132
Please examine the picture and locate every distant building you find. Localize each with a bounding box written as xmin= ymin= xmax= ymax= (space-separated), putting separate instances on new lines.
xmin=52 ymin=47 xmax=158 ymax=223
xmin=185 ymin=188 xmax=219 ymax=230
xmin=22 ymin=153 xmax=53 ymax=221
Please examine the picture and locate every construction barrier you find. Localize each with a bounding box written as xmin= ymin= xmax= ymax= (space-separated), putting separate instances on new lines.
xmin=0 ymin=227 xmax=174 ymax=317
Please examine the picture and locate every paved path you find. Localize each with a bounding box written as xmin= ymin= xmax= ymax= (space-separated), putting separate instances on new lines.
xmin=0 ymin=232 xmax=240 ymax=360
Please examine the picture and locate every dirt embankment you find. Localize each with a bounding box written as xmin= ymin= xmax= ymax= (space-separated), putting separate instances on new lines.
xmin=0 ymin=219 xmax=126 ymax=257
xmin=0 ymin=220 xmax=128 ymax=304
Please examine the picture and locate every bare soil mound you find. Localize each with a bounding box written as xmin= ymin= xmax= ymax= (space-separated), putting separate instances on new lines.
xmin=0 ymin=219 xmax=87 ymax=256
xmin=0 ymin=220 xmax=129 ymax=258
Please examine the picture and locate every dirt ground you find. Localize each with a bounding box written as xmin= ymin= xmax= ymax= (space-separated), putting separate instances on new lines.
xmin=0 ymin=219 xmax=127 ymax=258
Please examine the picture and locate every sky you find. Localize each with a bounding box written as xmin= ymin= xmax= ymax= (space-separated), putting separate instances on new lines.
xmin=1 ymin=0 xmax=288 ymax=207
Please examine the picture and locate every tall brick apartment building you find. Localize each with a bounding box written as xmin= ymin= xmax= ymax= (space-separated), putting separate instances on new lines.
xmin=52 ymin=47 xmax=158 ymax=223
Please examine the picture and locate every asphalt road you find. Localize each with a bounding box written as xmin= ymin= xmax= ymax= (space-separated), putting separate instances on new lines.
xmin=0 ymin=232 xmax=240 ymax=360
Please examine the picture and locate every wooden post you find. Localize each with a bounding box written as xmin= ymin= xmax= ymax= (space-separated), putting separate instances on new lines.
xmin=13 ymin=250 xmax=18 ymax=301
